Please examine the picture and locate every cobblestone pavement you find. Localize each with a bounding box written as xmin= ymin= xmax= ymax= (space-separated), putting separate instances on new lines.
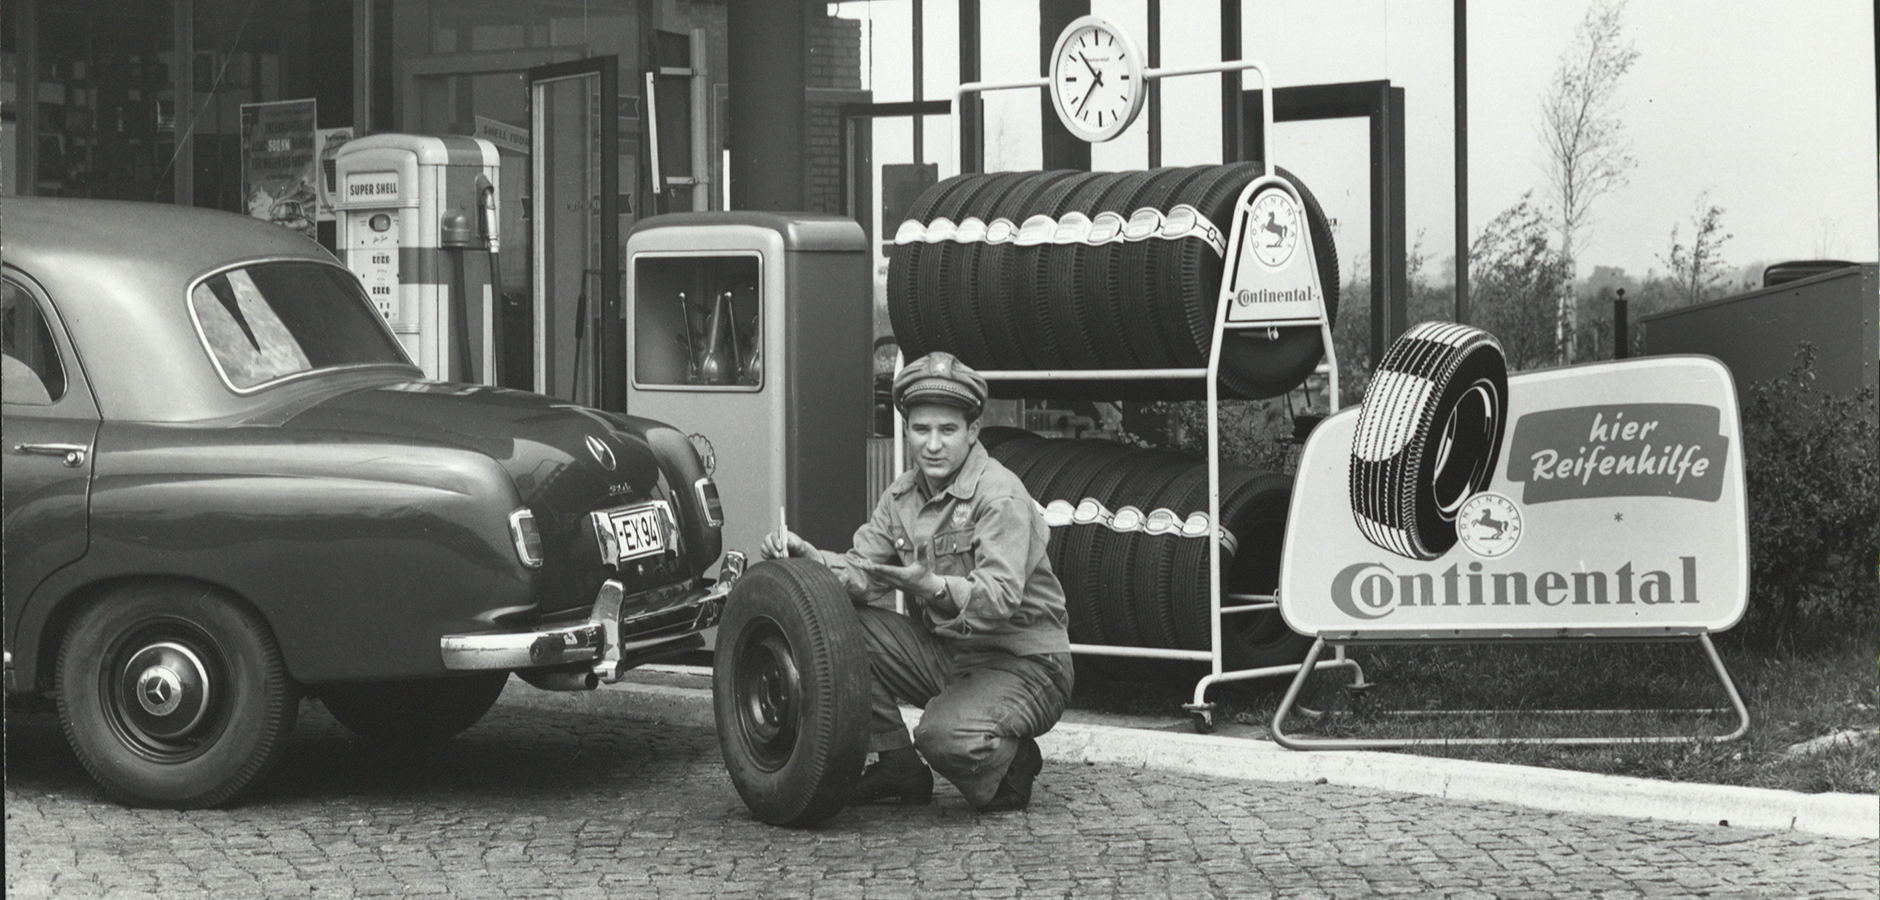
xmin=8 ymin=686 xmax=1876 ymax=900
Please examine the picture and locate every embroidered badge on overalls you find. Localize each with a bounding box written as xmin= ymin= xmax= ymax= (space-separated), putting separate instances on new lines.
xmin=951 ymin=505 xmax=970 ymax=527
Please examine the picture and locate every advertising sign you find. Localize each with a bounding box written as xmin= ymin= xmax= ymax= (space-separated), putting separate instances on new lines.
xmin=1280 ymin=354 xmax=1747 ymax=638
xmin=239 ymin=99 xmax=319 ymax=239
xmin=1221 ymin=179 xmax=1330 ymax=326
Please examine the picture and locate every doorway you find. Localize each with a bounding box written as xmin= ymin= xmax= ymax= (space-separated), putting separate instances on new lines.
xmin=529 ymin=56 xmax=621 ymax=410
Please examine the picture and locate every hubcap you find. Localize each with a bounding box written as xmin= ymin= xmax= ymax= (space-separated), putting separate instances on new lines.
xmin=110 ymin=636 xmax=217 ymax=754
xmin=735 ymin=621 xmax=802 ymax=771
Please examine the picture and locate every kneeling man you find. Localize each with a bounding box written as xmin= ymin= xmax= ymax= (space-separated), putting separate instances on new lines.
xmin=759 ymin=351 xmax=1072 ymax=812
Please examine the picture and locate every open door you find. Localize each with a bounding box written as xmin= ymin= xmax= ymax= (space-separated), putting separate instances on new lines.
xmin=530 ymin=57 xmax=621 ymax=410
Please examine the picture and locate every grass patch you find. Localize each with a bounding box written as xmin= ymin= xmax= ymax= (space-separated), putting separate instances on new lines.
xmin=1068 ymin=624 xmax=1877 ymax=795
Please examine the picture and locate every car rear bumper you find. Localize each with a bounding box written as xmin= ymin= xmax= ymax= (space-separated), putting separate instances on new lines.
xmin=439 ymin=551 xmax=744 ymax=683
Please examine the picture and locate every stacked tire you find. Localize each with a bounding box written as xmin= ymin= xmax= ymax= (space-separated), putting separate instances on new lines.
xmin=888 ymin=164 xmax=1339 ymax=401
xmin=984 ymin=433 xmax=1312 ymax=671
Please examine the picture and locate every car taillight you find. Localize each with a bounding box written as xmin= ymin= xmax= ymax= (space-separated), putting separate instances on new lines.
xmin=693 ymin=477 xmax=724 ymax=528
xmin=508 ymin=508 xmax=544 ymax=568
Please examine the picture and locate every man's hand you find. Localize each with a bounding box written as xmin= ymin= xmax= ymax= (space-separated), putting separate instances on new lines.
xmin=852 ymin=558 xmax=944 ymax=599
xmin=758 ymin=529 xmax=815 ymax=560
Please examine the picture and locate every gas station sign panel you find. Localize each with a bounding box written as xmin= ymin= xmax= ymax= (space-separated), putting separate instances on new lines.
xmin=1280 ymin=356 xmax=1748 ymax=638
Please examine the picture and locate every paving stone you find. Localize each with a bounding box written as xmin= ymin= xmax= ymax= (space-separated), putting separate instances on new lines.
xmin=7 ymin=696 xmax=1876 ymax=900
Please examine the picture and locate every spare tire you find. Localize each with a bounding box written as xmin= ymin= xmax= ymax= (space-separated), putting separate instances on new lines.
xmin=713 ymin=559 xmax=870 ymax=827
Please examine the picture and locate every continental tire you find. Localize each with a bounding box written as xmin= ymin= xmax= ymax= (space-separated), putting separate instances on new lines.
xmin=1213 ymin=470 xmax=1313 ymax=670
xmin=914 ymin=173 xmax=997 ymax=359
xmin=1136 ymin=463 xmax=1210 ymax=650
xmin=713 ymin=558 xmax=870 ymax=827
xmin=929 ymin=172 xmax=1027 ymax=363
xmin=1033 ymin=441 xmax=1125 ymax=648
xmin=982 ymin=171 xmax=1081 ymax=372
xmin=888 ymin=173 xmax=977 ymax=358
xmin=1056 ymin=170 xmax=1151 ymax=370
xmin=55 ymin=582 xmax=297 ymax=808
xmin=1161 ymin=163 xmax=1261 ymax=367
xmin=1013 ymin=172 xmax=1095 ymax=371
xmin=319 ymin=672 xmax=509 ymax=745
xmin=1349 ymin=322 xmax=1509 ymax=560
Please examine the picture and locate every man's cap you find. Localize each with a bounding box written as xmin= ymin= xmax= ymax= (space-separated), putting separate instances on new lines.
xmin=892 ymin=351 xmax=987 ymax=415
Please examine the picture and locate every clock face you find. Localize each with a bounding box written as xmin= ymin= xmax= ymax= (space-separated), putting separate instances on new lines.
xmin=1049 ymin=16 xmax=1146 ymax=143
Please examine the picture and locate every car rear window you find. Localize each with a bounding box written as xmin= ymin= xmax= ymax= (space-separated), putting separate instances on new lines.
xmin=191 ymin=262 xmax=409 ymax=390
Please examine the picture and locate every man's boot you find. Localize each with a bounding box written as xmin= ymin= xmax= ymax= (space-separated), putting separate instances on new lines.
xmin=850 ymin=747 xmax=934 ymax=806
xmin=977 ymin=737 xmax=1041 ymax=813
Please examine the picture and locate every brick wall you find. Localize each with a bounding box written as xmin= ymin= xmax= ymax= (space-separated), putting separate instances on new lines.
xmin=805 ymin=11 xmax=864 ymax=214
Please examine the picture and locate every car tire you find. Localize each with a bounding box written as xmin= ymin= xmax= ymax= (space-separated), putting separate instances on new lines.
xmin=713 ymin=558 xmax=870 ymax=827
xmin=1349 ymin=321 xmax=1509 ymax=560
xmin=55 ymin=583 xmax=297 ymax=808
xmin=318 ymin=671 xmax=509 ymax=745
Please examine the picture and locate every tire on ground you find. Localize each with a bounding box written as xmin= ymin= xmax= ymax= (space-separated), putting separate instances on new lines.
xmin=55 ymin=582 xmax=298 ymax=808
xmin=319 ymin=672 xmax=509 ymax=745
xmin=713 ymin=558 xmax=870 ymax=827
xmin=1349 ymin=321 xmax=1510 ymax=560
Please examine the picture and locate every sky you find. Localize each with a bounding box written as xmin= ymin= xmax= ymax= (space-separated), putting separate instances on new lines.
xmin=838 ymin=0 xmax=1879 ymax=284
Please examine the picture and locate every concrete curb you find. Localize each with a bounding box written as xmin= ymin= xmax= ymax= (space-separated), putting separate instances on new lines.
xmin=569 ymin=672 xmax=1878 ymax=841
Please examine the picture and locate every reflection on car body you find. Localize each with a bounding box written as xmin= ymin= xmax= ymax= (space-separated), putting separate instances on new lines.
xmin=2 ymin=197 xmax=739 ymax=808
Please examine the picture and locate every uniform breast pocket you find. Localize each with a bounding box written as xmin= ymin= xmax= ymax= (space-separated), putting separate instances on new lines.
xmin=928 ymin=527 xmax=976 ymax=576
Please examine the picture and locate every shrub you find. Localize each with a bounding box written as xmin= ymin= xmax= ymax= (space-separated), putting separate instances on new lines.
xmin=1733 ymin=344 xmax=1878 ymax=648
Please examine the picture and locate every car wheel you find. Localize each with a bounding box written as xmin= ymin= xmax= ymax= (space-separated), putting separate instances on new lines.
xmin=319 ymin=672 xmax=509 ymax=745
xmin=713 ymin=558 xmax=870 ymax=827
xmin=1349 ymin=322 xmax=1509 ymax=560
xmin=55 ymin=583 xmax=297 ymax=808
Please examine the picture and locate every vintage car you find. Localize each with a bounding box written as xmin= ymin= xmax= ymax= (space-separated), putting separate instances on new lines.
xmin=3 ymin=197 xmax=740 ymax=808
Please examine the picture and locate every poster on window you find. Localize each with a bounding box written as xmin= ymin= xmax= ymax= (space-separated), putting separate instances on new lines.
xmin=240 ymin=99 xmax=319 ymax=239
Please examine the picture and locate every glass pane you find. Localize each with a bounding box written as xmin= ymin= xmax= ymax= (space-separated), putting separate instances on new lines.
xmin=35 ymin=0 xmax=175 ymax=201
xmin=633 ymin=255 xmax=760 ymax=389
xmin=1 ymin=281 xmax=66 ymax=404
xmin=191 ymin=262 xmax=407 ymax=390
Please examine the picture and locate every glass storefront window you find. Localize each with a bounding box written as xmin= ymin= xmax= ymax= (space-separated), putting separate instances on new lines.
xmin=29 ymin=0 xmax=175 ymax=200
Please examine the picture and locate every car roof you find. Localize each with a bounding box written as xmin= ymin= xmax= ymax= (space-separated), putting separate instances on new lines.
xmin=3 ymin=197 xmax=411 ymax=422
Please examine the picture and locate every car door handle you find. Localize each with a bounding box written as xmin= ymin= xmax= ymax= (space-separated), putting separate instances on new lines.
xmin=15 ymin=442 xmax=88 ymax=467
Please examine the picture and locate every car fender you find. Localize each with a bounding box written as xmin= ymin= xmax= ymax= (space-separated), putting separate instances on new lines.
xmin=10 ymin=428 xmax=533 ymax=692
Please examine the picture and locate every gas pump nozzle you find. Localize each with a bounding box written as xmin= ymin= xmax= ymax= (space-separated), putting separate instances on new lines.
xmin=476 ymin=175 xmax=500 ymax=254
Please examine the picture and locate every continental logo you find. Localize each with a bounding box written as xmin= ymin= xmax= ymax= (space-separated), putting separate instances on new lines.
xmin=1505 ymin=403 xmax=1728 ymax=504
xmin=1330 ymin=557 xmax=1700 ymax=621
xmin=1234 ymin=286 xmax=1320 ymax=307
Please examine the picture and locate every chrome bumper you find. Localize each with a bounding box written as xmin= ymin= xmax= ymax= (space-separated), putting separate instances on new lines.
xmin=439 ymin=551 xmax=744 ymax=684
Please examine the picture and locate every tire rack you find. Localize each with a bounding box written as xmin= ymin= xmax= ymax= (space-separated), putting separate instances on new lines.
xmin=886 ymin=57 xmax=1368 ymax=732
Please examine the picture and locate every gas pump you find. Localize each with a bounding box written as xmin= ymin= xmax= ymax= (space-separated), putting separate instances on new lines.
xmin=332 ymin=134 xmax=502 ymax=383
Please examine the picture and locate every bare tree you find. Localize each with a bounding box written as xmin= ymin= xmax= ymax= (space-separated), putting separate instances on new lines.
xmin=1658 ymin=194 xmax=1734 ymax=305
xmin=1470 ymin=195 xmax=1571 ymax=372
xmin=1540 ymin=0 xmax=1639 ymax=359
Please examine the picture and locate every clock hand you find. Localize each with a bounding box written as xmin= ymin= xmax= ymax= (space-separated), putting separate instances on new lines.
xmin=1076 ymin=51 xmax=1106 ymax=91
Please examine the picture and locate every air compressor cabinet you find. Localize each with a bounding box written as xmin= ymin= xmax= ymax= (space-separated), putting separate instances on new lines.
xmin=624 ymin=212 xmax=873 ymax=565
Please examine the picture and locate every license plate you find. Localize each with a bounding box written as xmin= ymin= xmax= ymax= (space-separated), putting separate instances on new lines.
xmin=592 ymin=502 xmax=670 ymax=566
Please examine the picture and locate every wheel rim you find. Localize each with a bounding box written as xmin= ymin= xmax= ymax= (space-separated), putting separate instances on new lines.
xmin=1429 ymin=379 xmax=1501 ymax=517
xmin=103 ymin=622 xmax=227 ymax=762
xmin=734 ymin=617 xmax=802 ymax=772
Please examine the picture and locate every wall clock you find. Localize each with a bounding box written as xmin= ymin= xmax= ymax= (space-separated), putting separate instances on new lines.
xmin=1047 ymin=16 xmax=1147 ymax=143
